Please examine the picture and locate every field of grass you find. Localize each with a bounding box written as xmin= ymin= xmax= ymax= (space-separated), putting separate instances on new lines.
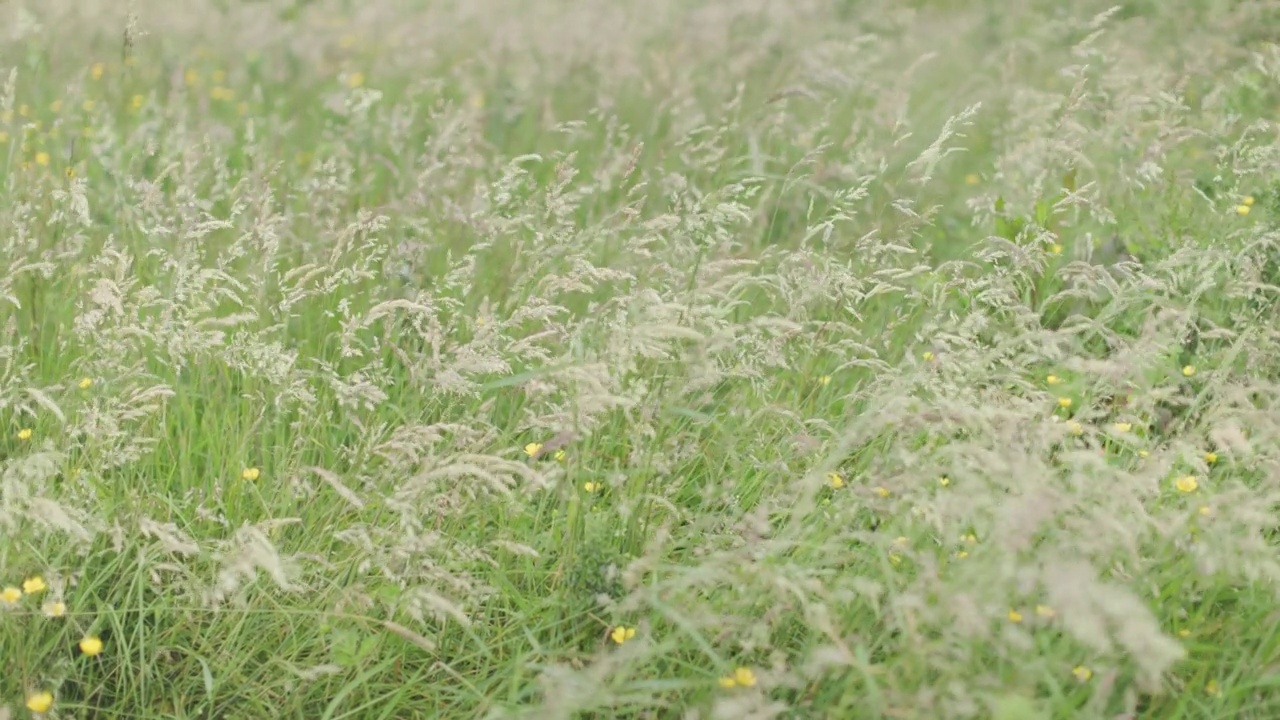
xmin=5 ymin=0 xmax=1280 ymax=717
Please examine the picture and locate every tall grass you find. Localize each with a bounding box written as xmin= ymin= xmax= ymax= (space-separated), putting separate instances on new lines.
xmin=3 ymin=0 xmax=1280 ymax=717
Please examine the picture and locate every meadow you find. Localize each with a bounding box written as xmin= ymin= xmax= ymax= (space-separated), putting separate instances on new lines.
xmin=2 ymin=0 xmax=1280 ymax=717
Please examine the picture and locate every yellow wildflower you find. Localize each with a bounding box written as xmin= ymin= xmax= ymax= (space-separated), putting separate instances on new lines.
xmin=718 ymin=667 xmax=757 ymax=688
xmin=1035 ymin=605 xmax=1055 ymax=618
xmin=1237 ymin=204 xmax=1251 ymax=216
xmin=922 ymin=351 xmax=935 ymax=361
xmin=17 ymin=428 xmax=32 ymax=441
xmin=523 ymin=443 xmax=542 ymax=457
xmin=1008 ymin=609 xmax=1023 ymax=624
xmin=22 ymin=576 xmax=46 ymax=594
xmin=79 ymin=377 xmax=93 ymax=390
xmin=1206 ymin=679 xmax=1220 ymax=696
xmin=818 ymin=375 xmax=832 ymax=385
xmin=1049 ymin=243 xmax=1063 ymax=255
xmin=184 ymin=68 xmax=201 ymax=87
xmin=1113 ymin=422 xmax=1132 ymax=433
xmin=610 ymin=626 xmax=636 ymax=644
xmin=1067 ymin=421 xmax=1084 ymax=436
xmin=1244 ymin=195 xmax=1256 ymax=206
xmin=554 ymin=449 xmax=566 ymax=462
xmin=1175 ymin=475 xmax=1198 ymax=493
xmin=346 ymin=71 xmax=365 ymax=89
xmin=79 ymin=635 xmax=104 ymax=656
xmin=1073 ymin=666 xmax=1093 ymax=682
xmin=583 ymin=482 xmax=601 ymax=493
xmin=131 ymin=94 xmax=145 ymax=111
xmin=91 ymin=62 xmax=105 ymax=80
xmin=42 ymin=600 xmax=66 ymax=618
xmin=1046 ymin=374 xmax=1063 ymax=385
xmin=1057 ymin=397 xmax=1072 ymax=409
xmin=25 ymin=691 xmax=53 ymax=713
xmin=964 ymin=173 xmax=980 ymax=186
xmin=938 ymin=475 xmax=951 ymax=487
xmin=1204 ymin=451 xmax=1217 ymax=465
xmin=873 ymin=486 xmax=890 ymax=497
xmin=827 ymin=472 xmax=844 ymax=489
xmin=241 ymin=467 xmax=261 ymax=481
xmin=1 ymin=586 xmax=22 ymax=605
xmin=1182 ymin=365 xmax=1196 ymax=377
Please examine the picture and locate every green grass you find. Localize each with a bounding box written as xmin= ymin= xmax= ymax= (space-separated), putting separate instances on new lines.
xmin=4 ymin=0 xmax=1280 ymax=718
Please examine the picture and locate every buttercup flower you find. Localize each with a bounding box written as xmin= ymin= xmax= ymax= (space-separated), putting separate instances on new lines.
xmin=26 ymin=691 xmax=53 ymax=713
xmin=827 ymin=472 xmax=844 ymax=489
xmin=78 ymin=377 xmax=93 ymax=390
xmin=610 ymin=626 xmax=636 ymax=644
xmin=583 ymin=482 xmax=601 ymax=493
xmin=718 ymin=667 xmax=757 ymax=688
xmin=23 ymin=576 xmax=46 ymax=594
xmin=873 ymin=486 xmax=890 ymax=497
xmin=1046 ymin=374 xmax=1062 ymax=385
xmin=1 ymin=586 xmax=22 ymax=605
xmin=1073 ymin=666 xmax=1093 ymax=682
xmin=1182 ymin=365 xmax=1196 ymax=377
xmin=79 ymin=635 xmax=104 ymax=656
xmin=1008 ymin=609 xmax=1023 ymax=623
xmin=1175 ymin=475 xmax=1198 ymax=493
xmin=1236 ymin=204 xmax=1250 ymax=216
xmin=1204 ymin=451 xmax=1217 ymax=465
xmin=523 ymin=443 xmax=542 ymax=457
xmin=17 ymin=428 xmax=32 ymax=441
xmin=241 ymin=467 xmax=261 ymax=481
xmin=1057 ymin=397 xmax=1072 ymax=409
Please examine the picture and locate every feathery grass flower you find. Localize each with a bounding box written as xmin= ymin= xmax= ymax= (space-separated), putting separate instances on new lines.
xmin=42 ymin=600 xmax=66 ymax=618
